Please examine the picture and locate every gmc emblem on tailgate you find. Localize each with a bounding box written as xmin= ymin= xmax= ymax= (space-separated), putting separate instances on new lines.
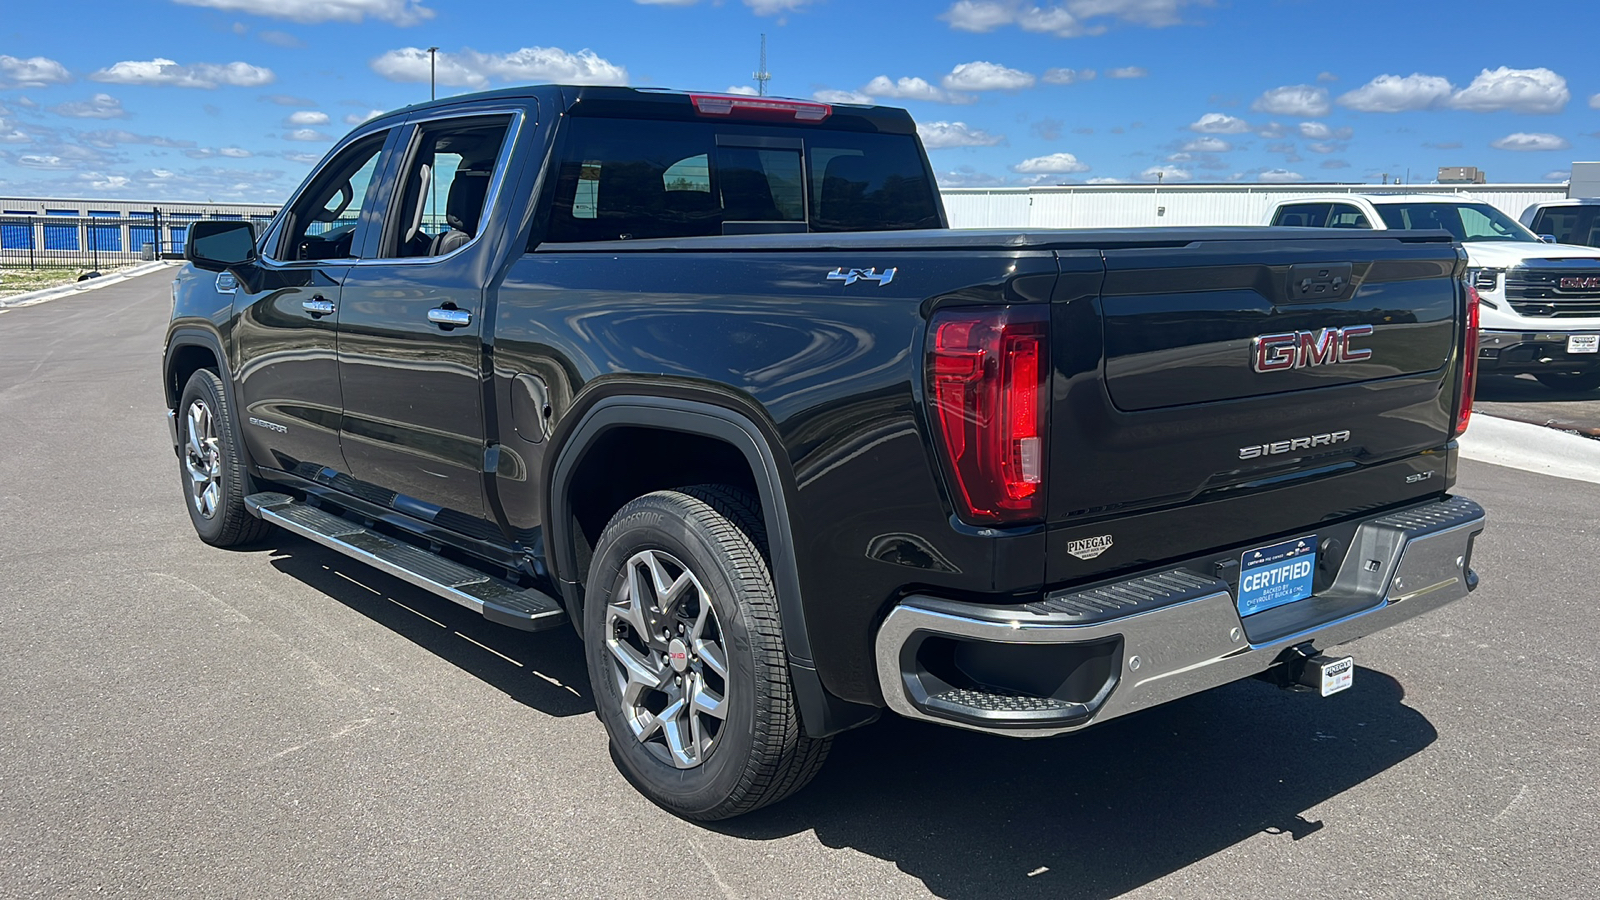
xmin=1252 ymin=325 xmax=1374 ymax=373
xmin=1559 ymin=276 xmax=1600 ymax=290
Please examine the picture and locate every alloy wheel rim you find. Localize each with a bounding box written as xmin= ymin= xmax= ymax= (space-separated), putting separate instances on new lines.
xmin=605 ymin=548 xmax=730 ymax=769
xmin=184 ymin=399 xmax=223 ymax=519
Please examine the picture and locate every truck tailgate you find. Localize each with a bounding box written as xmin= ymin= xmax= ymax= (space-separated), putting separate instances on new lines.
xmin=1046 ymin=234 xmax=1465 ymax=583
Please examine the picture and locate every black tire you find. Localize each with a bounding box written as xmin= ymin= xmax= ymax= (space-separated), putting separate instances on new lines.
xmin=1535 ymin=371 xmax=1600 ymax=392
xmin=584 ymin=485 xmax=830 ymax=821
xmin=176 ymin=369 xmax=273 ymax=548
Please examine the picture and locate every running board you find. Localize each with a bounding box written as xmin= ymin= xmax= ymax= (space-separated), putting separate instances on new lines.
xmin=245 ymin=492 xmax=567 ymax=633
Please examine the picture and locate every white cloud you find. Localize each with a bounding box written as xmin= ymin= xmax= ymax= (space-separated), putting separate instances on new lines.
xmin=1257 ymin=168 xmax=1305 ymax=183
xmin=1317 ymin=71 xmax=1338 ymax=83
xmin=287 ymin=110 xmax=330 ymax=125
xmin=285 ymin=128 xmax=332 ymax=142
xmin=940 ymin=1 xmax=1203 ymax=38
xmin=172 ymin=0 xmax=434 ymax=26
xmin=1085 ymin=177 xmax=1124 ymax=184
xmin=1297 ymin=121 xmax=1352 ymax=140
xmin=92 ymin=58 xmax=275 ymax=89
xmin=744 ymin=0 xmax=813 ymax=12
xmin=1592 ymin=93 xmax=1600 ymax=110
xmin=919 ymin=121 xmax=1005 ymax=149
xmin=262 ymin=94 xmax=316 ymax=106
xmin=723 ymin=86 xmax=760 ymax=96
xmin=1255 ymin=121 xmax=1287 ymax=139
xmin=1181 ymin=136 xmax=1231 ymax=152
xmin=1490 ymin=132 xmax=1570 ymax=152
xmin=935 ymin=166 xmax=1006 ymax=187
xmin=50 ymin=94 xmax=127 ymax=119
xmin=1042 ymin=67 xmax=1095 ymax=84
xmin=1140 ymin=164 xmax=1191 ymax=182
xmin=1447 ymin=67 xmax=1568 ymax=114
xmin=862 ymin=76 xmax=969 ymax=104
xmin=813 ymin=89 xmax=874 ymax=104
xmin=282 ymin=152 xmax=322 ymax=164
xmin=1305 ymin=141 xmax=1344 ymax=154
xmin=0 ymin=119 xmax=29 ymax=143
xmin=1107 ymin=66 xmax=1148 ymax=79
xmin=1337 ymin=73 xmax=1453 ymax=112
xmin=1012 ymin=152 xmax=1090 ymax=173
xmin=1189 ymin=112 xmax=1250 ymax=134
xmin=219 ymin=147 xmax=253 ymax=158
xmin=1544 ymin=170 xmax=1571 ymax=182
xmin=0 ymin=55 xmax=71 ymax=88
xmin=78 ymin=129 xmax=196 ymax=149
xmin=343 ymin=109 xmax=386 ymax=125
xmin=942 ymin=61 xmax=1036 ymax=92
xmin=370 ymin=46 xmax=628 ymax=88
xmin=1251 ymin=85 xmax=1330 ymax=117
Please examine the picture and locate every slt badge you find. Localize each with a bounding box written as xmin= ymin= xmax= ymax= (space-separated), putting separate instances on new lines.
xmin=827 ymin=267 xmax=896 ymax=286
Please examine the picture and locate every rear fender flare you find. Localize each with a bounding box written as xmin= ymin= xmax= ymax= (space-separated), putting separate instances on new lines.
xmin=547 ymin=393 xmax=813 ymax=664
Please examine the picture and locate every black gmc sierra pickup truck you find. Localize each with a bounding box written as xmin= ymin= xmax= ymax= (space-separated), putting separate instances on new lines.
xmin=165 ymin=85 xmax=1486 ymax=820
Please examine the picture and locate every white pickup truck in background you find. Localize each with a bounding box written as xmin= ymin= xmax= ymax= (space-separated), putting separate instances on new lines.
xmin=1520 ymin=199 xmax=1600 ymax=250
xmin=1267 ymin=194 xmax=1600 ymax=392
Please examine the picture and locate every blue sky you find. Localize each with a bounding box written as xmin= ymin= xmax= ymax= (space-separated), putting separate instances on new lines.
xmin=1 ymin=0 xmax=1597 ymax=202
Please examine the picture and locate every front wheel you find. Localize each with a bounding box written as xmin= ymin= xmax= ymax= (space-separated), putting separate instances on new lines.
xmin=584 ymin=485 xmax=830 ymax=821
xmin=1535 ymin=371 xmax=1600 ymax=392
xmin=177 ymin=369 xmax=273 ymax=547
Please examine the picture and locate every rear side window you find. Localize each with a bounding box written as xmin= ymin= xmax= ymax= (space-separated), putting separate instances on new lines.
xmin=1326 ymin=205 xmax=1371 ymax=228
xmin=1271 ymin=203 xmax=1333 ymax=227
xmin=541 ymin=117 xmax=939 ymax=243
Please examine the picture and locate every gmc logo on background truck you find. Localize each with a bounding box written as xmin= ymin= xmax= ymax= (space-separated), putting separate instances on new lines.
xmin=1252 ymin=325 xmax=1375 ymax=373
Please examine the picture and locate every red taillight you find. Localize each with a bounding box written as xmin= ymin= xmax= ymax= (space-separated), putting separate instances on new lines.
xmin=1456 ymin=284 xmax=1481 ymax=437
xmin=689 ymin=93 xmax=831 ymax=122
xmin=927 ymin=306 xmax=1049 ymax=525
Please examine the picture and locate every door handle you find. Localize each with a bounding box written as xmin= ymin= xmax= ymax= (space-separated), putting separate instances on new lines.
xmin=427 ymin=307 xmax=472 ymax=328
xmin=302 ymin=297 xmax=335 ymax=317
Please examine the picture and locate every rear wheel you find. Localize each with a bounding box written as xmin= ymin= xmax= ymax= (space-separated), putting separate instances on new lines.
xmin=177 ymin=369 xmax=273 ymax=547
xmin=584 ymin=485 xmax=830 ymax=821
xmin=1535 ymin=371 xmax=1600 ymax=392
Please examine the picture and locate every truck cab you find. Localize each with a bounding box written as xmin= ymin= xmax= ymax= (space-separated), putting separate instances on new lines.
xmin=1268 ymin=194 xmax=1600 ymax=391
xmin=1520 ymin=198 xmax=1600 ymax=250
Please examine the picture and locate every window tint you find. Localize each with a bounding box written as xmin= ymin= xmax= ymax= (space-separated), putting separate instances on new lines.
xmin=542 ymin=117 xmax=940 ymax=243
xmin=1326 ymin=205 xmax=1371 ymax=228
xmin=381 ymin=116 xmax=511 ymax=258
xmin=1374 ymin=202 xmax=1536 ymax=242
xmin=1272 ymin=203 xmax=1332 ymax=227
xmin=274 ymin=132 xmax=388 ymax=262
xmin=1533 ymin=207 xmax=1600 ymax=247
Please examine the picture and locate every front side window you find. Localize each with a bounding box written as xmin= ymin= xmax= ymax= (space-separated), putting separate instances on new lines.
xmin=380 ymin=115 xmax=512 ymax=258
xmin=1375 ymin=202 xmax=1537 ymax=242
xmin=273 ymin=132 xmax=389 ymax=262
xmin=542 ymin=117 xmax=939 ymax=243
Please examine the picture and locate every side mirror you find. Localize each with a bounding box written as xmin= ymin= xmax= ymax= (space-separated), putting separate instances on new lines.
xmin=186 ymin=219 xmax=257 ymax=272
xmin=1540 ymin=234 xmax=1558 ymax=244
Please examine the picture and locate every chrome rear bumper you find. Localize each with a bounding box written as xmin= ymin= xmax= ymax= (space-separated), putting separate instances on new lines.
xmin=875 ymin=496 xmax=1485 ymax=737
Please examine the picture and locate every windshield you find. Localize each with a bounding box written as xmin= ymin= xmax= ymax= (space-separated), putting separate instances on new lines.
xmin=1375 ymin=202 xmax=1538 ymax=243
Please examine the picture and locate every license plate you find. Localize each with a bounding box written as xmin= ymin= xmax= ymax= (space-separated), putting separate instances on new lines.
xmin=1568 ymin=334 xmax=1599 ymax=354
xmin=1319 ymin=656 xmax=1355 ymax=697
xmin=1237 ymin=535 xmax=1317 ymax=616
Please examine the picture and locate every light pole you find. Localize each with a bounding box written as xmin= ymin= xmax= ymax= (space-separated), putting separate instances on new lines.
xmin=427 ymin=46 xmax=439 ymax=101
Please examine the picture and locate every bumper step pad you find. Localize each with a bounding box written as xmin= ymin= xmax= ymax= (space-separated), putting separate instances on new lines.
xmin=245 ymin=492 xmax=567 ymax=633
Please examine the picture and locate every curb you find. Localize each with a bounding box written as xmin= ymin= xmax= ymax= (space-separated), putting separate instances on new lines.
xmin=0 ymin=260 xmax=175 ymax=309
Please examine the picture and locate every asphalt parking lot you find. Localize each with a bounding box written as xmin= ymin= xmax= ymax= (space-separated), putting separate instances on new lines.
xmin=2 ymin=269 xmax=1597 ymax=899
xmin=1478 ymin=374 xmax=1600 ymax=436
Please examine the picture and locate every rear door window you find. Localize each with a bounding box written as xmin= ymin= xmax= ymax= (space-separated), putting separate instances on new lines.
xmin=542 ymin=117 xmax=939 ymax=243
xmin=1326 ymin=204 xmax=1371 ymax=228
xmin=1272 ymin=203 xmax=1333 ymax=227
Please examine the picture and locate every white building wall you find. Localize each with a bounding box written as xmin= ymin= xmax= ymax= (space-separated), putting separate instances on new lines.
xmin=941 ymin=184 xmax=1570 ymax=230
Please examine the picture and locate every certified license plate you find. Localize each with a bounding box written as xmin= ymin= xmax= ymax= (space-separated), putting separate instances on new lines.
xmin=1568 ymin=334 xmax=1599 ymax=354
xmin=1237 ymin=535 xmax=1317 ymax=617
